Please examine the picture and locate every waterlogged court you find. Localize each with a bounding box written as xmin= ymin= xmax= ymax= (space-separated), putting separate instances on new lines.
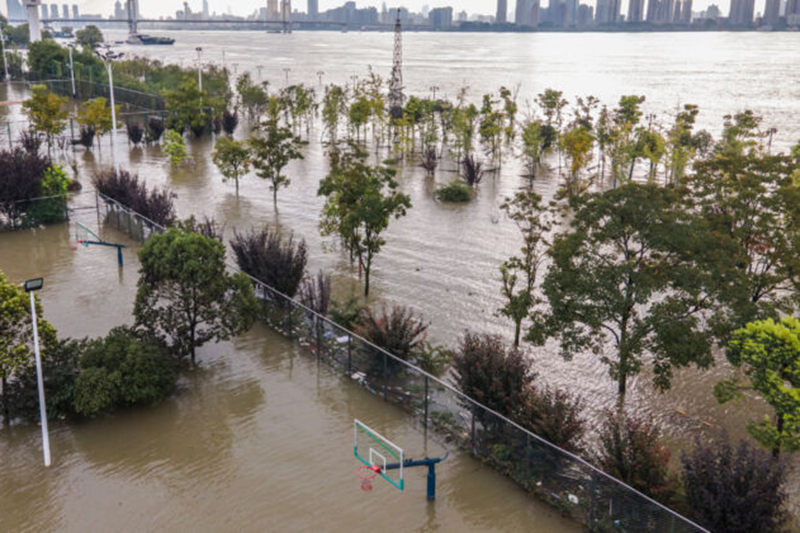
xmin=0 ymin=222 xmax=577 ymax=532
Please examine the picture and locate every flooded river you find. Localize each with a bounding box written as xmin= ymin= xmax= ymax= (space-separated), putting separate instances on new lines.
xmin=2 ymin=30 xmax=799 ymax=527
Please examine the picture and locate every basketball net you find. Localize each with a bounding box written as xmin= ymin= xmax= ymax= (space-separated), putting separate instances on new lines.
xmin=357 ymin=465 xmax=381 ymax=492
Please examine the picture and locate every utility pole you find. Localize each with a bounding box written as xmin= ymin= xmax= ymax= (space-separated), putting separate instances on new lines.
xmin=0 ymin=30 xmax=9 ymax=81
xmin=95 ymin=46 xmax=123 ymax=176
xmin=388 ymin=9 xmax=404 ymax=119
xmin=316 ymin=70 xmax=324 ymax=86
xmin=68 ymin=43 xmax=76 ymax=97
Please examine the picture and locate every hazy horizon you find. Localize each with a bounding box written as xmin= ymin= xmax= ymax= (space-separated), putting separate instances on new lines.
xmin=2 ymin=0 xmax=766 ymax=22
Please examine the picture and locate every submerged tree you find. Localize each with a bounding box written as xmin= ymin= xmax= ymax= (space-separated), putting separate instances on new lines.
xmin=230 ymin=226 xmax=308 ymax=298
xmin=498 ymin=190 xmax=550 ymax=347
xmin=318 ymin=144 xmax=411 ymax=297
xmin=539 ymin=184 xmax=716 ymax=401
xmin=715 ymin=317 xmax=800 ymax=456
xmin=248 ymin=121 xmax=303 ymax=205
xmin=134 ymin=228 xmax=259 ymax=363
xmin=22 ymin=84 xmax=68 ymax=150
xmin=212 ymin=136 xmax=251 ymax=194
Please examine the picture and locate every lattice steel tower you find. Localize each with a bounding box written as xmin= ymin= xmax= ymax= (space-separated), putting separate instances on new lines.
xmin=388 ymin=9 xmax=404 ymax=119
xmin=281 ymin=0 xmax=292 ymax=33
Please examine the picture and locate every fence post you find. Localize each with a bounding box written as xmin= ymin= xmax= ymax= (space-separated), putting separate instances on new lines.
xmin=347 ymin=335 xmax=352 ymax=376
xmin=316 ymin=317 xmax=321 ymax=360
xmin=470 ymin=405 xmax=476 ymax=455
xmin=383 ymin=351 xmax=388 ymax=401
xmin=588 ymin=472 xmax=597 ymax=530
xmin=423 ymin=375 xmax=429 ymax=429
xmin=6 ymin=122 xmax=12 ymax=149
xmin=69 ymin=117 xmax=75 ymax=144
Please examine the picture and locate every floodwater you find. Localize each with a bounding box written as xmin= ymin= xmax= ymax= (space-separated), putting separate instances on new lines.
xmin=2 ymin=30 xmax=800 ymax=526
xmin=0 ymin=222 xmax=577 ymax=531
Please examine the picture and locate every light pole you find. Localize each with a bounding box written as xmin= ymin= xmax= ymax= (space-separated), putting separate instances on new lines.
xmin=94 ymin=46 xmax=123 ymax=176
xmin=23 ymin=278 xmax=50 ymax=468
xmin=316 ymin=70 xmax=324 ymax=86
xmin=195 ymin=47 xmax=203 ymax=92
xmin=67 ymin=43 xmax=76 ymax=97
xmin=1 ymin=30 xmax=9 ymax=82
xmin=350 ymin=75 xmax=359 ymax=92
xmin=256 ymin=65 xmax=264 ymax=79
xmin=430 ymin=85 xmax=439 ymax=100
xmin=283 ymin=67 xmax=291 ymax=86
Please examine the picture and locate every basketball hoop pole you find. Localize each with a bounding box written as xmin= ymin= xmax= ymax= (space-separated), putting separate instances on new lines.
xmin=383 ymin=452 xmax=449 ymax=501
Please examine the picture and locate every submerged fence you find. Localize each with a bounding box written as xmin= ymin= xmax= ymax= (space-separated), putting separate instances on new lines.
xmin=94 ymin=191 xmax=709 ymax=533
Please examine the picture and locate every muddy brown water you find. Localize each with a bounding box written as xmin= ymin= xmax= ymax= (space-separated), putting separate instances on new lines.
xmin=2 ymin=29 xmax=799 ymax=527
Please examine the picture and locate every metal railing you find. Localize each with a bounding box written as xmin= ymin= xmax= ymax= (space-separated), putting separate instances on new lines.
xmin=93 ymin=191 xmax=709 ymax=533
xmin=25 ymin=73 xmax=166 ymax=111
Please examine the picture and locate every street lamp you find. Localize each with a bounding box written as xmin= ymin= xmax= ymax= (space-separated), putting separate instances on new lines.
xmin=195 ymin=47 xmax=203 ymax=92
xmin=430 ymin=85 xmax=439 ymax=100
xmin=94 ymin=45 xmax=123 ymax=176
xmin=350 ymin=75 xmax=359 ymax=92
xmin=283 ymin=67 xmax=291 ymax=86
xmin=1 ymin=29 xmax=9 ymax=82
xmin=67 ymin=42 xmax=76 ymax=97
xmin=256 ymin=65 xmax=264 ymax=79
xmin=316 ymin=70 xmax=325 ymax=86
xmin=23 ymin=278 xmax=51 ymax=467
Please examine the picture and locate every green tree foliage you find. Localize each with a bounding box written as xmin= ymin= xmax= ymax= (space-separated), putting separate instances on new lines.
xmin=24 ymin=164 xmax=71 ymax=225
xmin=451 ymin=332 xmax=533 ymax=426
xmin=686 ymin=146 xmax=799 ymax=336
xmin=681 ymin=436 xmax=789 ymax=533
xmin=22 ymin=84 xmax=68 ymax=148
xmin=248 ymin=121 xmax=303 ymax=204
xmin=318 ymin=145 xmax=411 ymax=296
xmin=75 ymin=25 xmax=104 ymax=49
xmin=73 ymin=327 xmax=176 ymax=417
xmin=0 ymin=270 xmax=57 ymax=423
xmin=134 ymin=228 xmax=260 ymax=363
xmin=498 ymin=190 xmax=550 ymax=347
xmin=434 ymin=180 xmax=472 ymax=203
xmin=539 ymin=184 xmax=715 ymax=400
xmin=560 ymin=125 xmax=594 ymax=199
xmin=322 ymin=84 xmax=347 ymax=144
xmin=520 ymin=120 xmax=545 ymax=183
xmin=212 ymin=137 xmax=251 ymax=194
xmin=3 ymin=338 xmax=83 ymax=422
xmin=3 ymin=23 xmax=30 ymax=46
xmin=593 ymin=412 xmax=677 ymax=504
xmin=26 ymin=40 xmax=67 ymax=75
xmin=236 ymin=73 xmax=269 ymax=120
xmin=0 ymin=147 xmax=52 ymax=229
xmin=715 ymin=317 xmax=800 ymax=455
xmin=76 ymin=97 xmax=117 ymax=147
xmin=163 ymin=129 xmax=190 ymax=166
xmin=164 ymin=79 xmax=206 ymax=136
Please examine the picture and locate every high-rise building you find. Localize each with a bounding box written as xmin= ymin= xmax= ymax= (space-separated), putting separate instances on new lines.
xmin=763 ymin=0 xmax=780 ymax=24
xmin=595 ymin=0 xmax=608 ymax=22
xmin=61 ymin=4 xmax=68 ymax=18
xmin=496 ymin=0 xmax=508 ymax=22
xmin=308 ymin=0 xmax=318 ymax=18
xmin=729 ymin=0 xmax=755 ymax=24
xmin=646 ymin=0 xmax=659 ymax=21
xmin=429 ymin=6 xmax=453 ymax=27
xmin=565 ymin=0 xmax=578 ymax=24
xmin=202 ymin=0 xmax=209 ymax=18
xmin=72 ymin=4 xmax=78 ymax=18
xmin=49 ymin=3 xmax=58 ymax=18
xmin=5 ymin=0 xmax=26 ymax=21
xmin=577 ymin=3 xmax=593 ymax=24
xmin=515 ymin=0 xmax=529 ymax=24
xmin=787 ymin=0 xmax=800 ymax=16
xmin=673 ymin=0 xmax=682 ymax=21
xmin=529 ymin=0 xmax=541 ymax=25
xmin=628 ymin=0 xmax=644 ymax=21
xmin=40 ymin=4 xmax=48 ymax=19
xmin=682 ymin=0 xmax=692 ymax=22
xmin=268 ymin=0 xmax=278 ymax=19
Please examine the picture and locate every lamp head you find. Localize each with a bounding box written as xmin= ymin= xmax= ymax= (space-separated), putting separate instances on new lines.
xmin=23 ymin=278 xmax=44 ymax=292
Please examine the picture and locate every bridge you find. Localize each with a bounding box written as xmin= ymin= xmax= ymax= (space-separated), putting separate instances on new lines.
xmin=8 ymin=0 xmax=431 ymax=41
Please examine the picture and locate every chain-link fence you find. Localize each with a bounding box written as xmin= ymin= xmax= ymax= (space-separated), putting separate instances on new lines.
xmin=0 ymin=194 xmax=70 ymax=231
xmin=94 ymin=191 xmax=709 ymax=533
xmin=25 ymin=73 xmax=166 ymax=111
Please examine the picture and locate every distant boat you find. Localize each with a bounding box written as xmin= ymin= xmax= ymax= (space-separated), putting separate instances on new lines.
xmin=126 ymin=33 xmax=176 ymax=45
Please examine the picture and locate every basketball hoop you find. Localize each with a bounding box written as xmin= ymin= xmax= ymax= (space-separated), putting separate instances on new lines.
xmin=357 ymin=465 xmax=381 ymax=492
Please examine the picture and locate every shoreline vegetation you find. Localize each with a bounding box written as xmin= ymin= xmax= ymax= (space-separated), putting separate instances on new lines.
xmin=1 ymin=37 xmax=799 ymax=532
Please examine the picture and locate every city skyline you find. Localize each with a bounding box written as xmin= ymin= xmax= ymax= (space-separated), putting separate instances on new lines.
xmin=2 ymin=0 xmax=776 ymax=20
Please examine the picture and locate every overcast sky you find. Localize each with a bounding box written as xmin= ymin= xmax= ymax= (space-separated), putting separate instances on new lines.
xmin=7 ymin=0 xmax=745 ymax=21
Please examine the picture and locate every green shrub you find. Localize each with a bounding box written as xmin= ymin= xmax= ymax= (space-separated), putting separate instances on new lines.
xmin=25 ymin=164 xmax=71 ymax=225
xmin=435 ymin=180 xmax=472 ymax=203
xmin=329 ymin=296 xmax=365 ymax=329
xmin=73 ymin=327 xmax=176 ymax=417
